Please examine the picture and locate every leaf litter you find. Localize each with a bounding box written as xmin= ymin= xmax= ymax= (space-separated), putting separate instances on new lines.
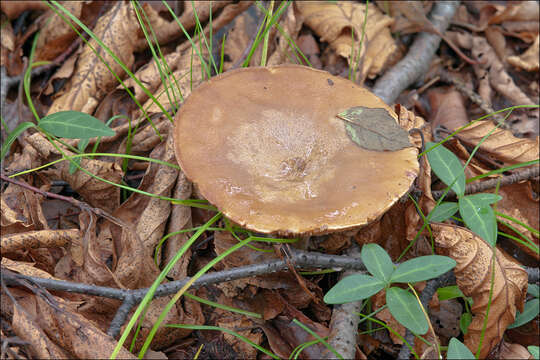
xmin=1 ymin=1 xmax=538 ymax=359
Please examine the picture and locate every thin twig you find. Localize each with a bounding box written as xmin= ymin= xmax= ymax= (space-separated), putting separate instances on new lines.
xmin=3 ymin=250 xmax=537 ymax=341
xmin=325 ymin=242 xmax=363 ymax=359
xmin=432 ymin=166 xmax=540 ymax=200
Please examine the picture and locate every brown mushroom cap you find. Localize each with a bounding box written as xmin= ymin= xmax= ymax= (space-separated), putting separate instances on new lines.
xmin=174 ymin=65 xmax=419 ymax=235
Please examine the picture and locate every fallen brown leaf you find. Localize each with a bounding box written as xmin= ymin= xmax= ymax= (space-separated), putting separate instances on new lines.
xmin=162 ymin=169 xmax=193 ymax=279
xmin=495 ymin=339 xmax=534 ymax=359
xmin=1 ymin=258 xmax=58 ymax=279
xmin=217 ymin=316 xmax=262 ymax=358
xmin=0 ymin=1 xmax=49 ymax=19
xmin=35 ymin=2 xmax=82 ymax=61
xmin=508 ymin=34 xmax=540 ymax=72
xmin=297 ymin=2 xmax=398 ymax=82
xmin=12 ymin=301 xmax=71 ymax=359
xmin=267 ymin=4 xmax=302 ymax=66
xmin=34 ymin=295 xmax=137 ymax=359
xmin=455 ymin=119 xmax=539 ymax=168
xmin=497 ymin=182 xmax=539 ymax=260
xmin=113 ymin=132 xmax=177 ymax=255
xmin=134 ymin=1 xmax=232 ymax=52
xmin=26 ymin=132 xmax=122 ymax=213
xmin=47 ymin=2 xmax=139 ymax=115
xmin=432 ymin=223 xmax=528 ymax=358
xmin=1 ymin=229 xmax=78 ymax=255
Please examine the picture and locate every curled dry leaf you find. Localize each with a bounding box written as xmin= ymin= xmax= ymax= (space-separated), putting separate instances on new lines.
xmin=34 ymin=296 xmax=137 ymax=359
xmin=448 ymin=31 xmax=536 ymax=108
xmin=134 ymin=1 xmax=231 ymax=52
xmin=0 ymin=1 xmax=49 ymax=19
xmin=0 ymin=19 xmax=15 ymax=52
xmin=217 ymin=316 xmax=262 ymax=359
xmin=47 ymin=2 xmax=139 ymax=115
xmin=26 ymin=132 xmax=122 ymax=213
xmin=488 ymin=1 xmax=540 ymax=24
xmin=427 ymin=88 xmax=470 ymax=132
xmin=496 ymin=339 xmax=535 ymax=359
xmin=455 ymin=119 xmax=539 ymax=168
xmin=432 ymin=223 xmax=528 ymax=358
xmin=1 ymin=258 xmax=58 ymax=279
xmin=35 ymin=2 xmax=82 ymax=61
xmin=267 ymin=4 xmax=302 ymax=66
xmin=113 ymin=132 xmax=177 ymax=255
xmin=127 ymin=1 xmax=251 ymax=111
xmin=1 ymin=182 xmax=48 ymax=235
xmin=497 ymin=182 xmax=539 ymax=260
xmin=296 ymin=2 xmax=398 ymax=81
xmin=141 ymin=43 xmax=207 ymax=114
xmin=508 ymin=34 xmax=540 ymax=72
xmin=115 ymin=115 xmax=170 ymax=157
xmin=1 ymin=229 xmax=78 ymax=255
xmin=11 ymin=300 xmax=70 ymax=359
xmin=162 ymin=169 xmax=192 ymax=279
xmin=471 ymin=35 xmax=535 ymax=107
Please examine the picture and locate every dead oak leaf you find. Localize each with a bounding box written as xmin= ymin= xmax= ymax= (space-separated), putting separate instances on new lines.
xmin=455 ymin=119 xmax=539 ymax=168
xmin=432 ymin=223 xmax=528 ymax=358
xmin=296 ymin=1 xmax=397 ymax=81
xmin=47 ymin=2 xmax=139 ymax=115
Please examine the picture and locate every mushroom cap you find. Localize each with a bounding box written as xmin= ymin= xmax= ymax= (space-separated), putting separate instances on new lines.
xmin=174 ymin=65 xmax=419 ymax=236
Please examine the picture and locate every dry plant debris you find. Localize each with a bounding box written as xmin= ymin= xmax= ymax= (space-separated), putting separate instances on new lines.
xmin=0 ymin=1 xmax=538 ymax=359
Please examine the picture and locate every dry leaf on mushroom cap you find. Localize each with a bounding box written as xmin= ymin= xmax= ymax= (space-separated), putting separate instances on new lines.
xmin=174 ymin=65 xmax=419 ymax=236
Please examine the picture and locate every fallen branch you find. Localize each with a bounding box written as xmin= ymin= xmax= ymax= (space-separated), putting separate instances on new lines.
xmin=324 ymin=242 xmax=363 ymax=359
xmin=432 ymin=166 xmax=539 ymax=200
xmin=372 ymin=1 xmax=459 ymax=105
xmin=3 ymin=250 xmax=538 ymax=341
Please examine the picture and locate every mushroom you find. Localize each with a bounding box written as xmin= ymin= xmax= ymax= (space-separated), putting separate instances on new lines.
xmin=173 ymin=65 xmax=419 ymax=236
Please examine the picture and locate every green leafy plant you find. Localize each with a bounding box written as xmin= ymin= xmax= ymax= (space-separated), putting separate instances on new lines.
xmin=426 ymin=141 xmax=500 ymax=246
xmin=447 ymin=337 xmax=475 ymax=359
xmin=324 ymin=243 xmax=456 ymax=335
xmin=437 ymin=285 xmax=473 ymax=334
xmin=508 ymin=283 xmax=539 ymax=329
xmin=529 ymin=345 xmax=540 ymax=359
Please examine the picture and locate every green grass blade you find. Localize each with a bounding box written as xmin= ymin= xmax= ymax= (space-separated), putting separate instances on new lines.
xmin=166 ymin=324 xmax=279 ymax=359
xmin=1 ymin=122 xmax=36 ymax=161
xmin=110 ymin=213 xmax=222 ymax=359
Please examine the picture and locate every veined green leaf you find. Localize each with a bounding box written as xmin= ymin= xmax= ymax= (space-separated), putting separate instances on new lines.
xmin=447 ymin=338 xmax=475 ymax=359
xmin=508 ymin=298 xmax=540 ymax=329
xmin=528 ymin=284 xmax=539 ymax=298
xmin=426 ymin=142 xmax=466 ymax=197
xmin=39 ymin=111 xmax=115 ymax=139
xmin=324 ymin=274 xmax=385 ymax=304
xmin=459 ymin=196 xmax=498 ymax=246
xmin=386 ymin=287 xmax=428 ymax=334
xmin=429 ymin=202 xmax=459 ymax=222
xmin=437 ymin=285 xmax=465 ymax=301
xmin=390 ymin=255 xmax=456 ymax=283
xmin=461 ymin=193 xmax=502 ymax=207
xmin=1 ymin=122 xmax=36 ymax=161
xmin=361 ymin=243 xmax=394 ymax=282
